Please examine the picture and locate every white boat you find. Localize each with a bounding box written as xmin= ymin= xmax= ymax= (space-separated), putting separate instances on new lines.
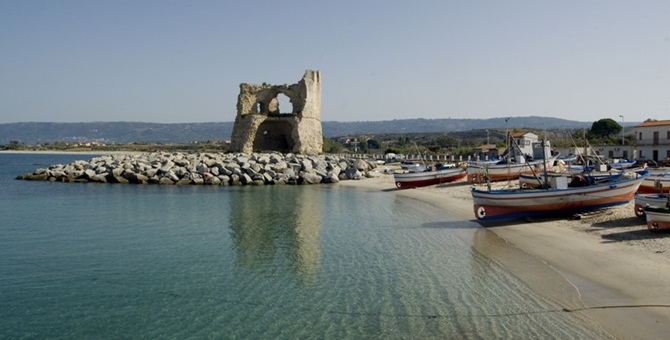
xmin=472 ymin=170 xmax=650 ymax=221
xmin=637 ymin=171 xmax=670 ymax=194
xmin=467 ymin=157 xmax=556 ymax=183
xmin=634 ymin=193 xmax=668 ymax=218
xmin=394 ymin=165 xmax=466 ymax=189
xmin=609 ymin=159 xmax=636 ymax=170
xmin=400 ymin=161 xmax=421 ymax=170
xmin=644 ymin=205 xmax=670 ymax=232
xmin=518 ymin=171 xmax=616 ymax=189
xmin=467 ymin=132 xmax=556 ymax=183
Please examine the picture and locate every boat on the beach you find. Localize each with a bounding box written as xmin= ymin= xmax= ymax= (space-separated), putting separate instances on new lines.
xmin=394 ymin=164 xmax=466 ymax=189
xmin=634 ymin=193 xmax=668 ymax=218
xmin=518 ymin=170 xmax=615 ymax=189
xmin=637 ymin=171 xmax=670 ymax=194
xmin=557 ymin=154 xmax=578 ymax=163
xmin=609 ymin=159 xmax=636 ymax=170
xmin=468 ymin=159 xmax=554 ymax=183
xmin=643 ymin=205 xmax=670 ymax=232
xmin=467 ymin=131 xmax=557 ymax=183
xmin=400 ymin=161 xmax=430 ymax=172
xmin=472 ymin=169 xmax=650 ymax=221
xmin=468 ymin=158 xmax=500 ymax=166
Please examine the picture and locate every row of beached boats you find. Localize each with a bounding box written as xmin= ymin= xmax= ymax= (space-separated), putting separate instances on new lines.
xmin=391 ymin=136 xmax=670 ymax=232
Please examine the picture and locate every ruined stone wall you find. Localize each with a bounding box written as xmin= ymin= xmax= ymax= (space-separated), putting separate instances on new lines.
xmin=229 ymin=70 xmax=323 ymax=155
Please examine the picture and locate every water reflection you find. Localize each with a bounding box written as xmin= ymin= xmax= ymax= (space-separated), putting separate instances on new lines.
xmin=228 ymin=186 xmax=322 ymax=284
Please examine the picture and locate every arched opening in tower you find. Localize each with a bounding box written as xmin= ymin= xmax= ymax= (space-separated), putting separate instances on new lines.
xmin=276 ymin=93 xmax=293 ymax=115
xmin=253 ymin=120 xmax=295 ymax=153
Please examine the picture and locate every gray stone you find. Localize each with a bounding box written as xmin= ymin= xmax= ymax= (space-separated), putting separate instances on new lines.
xmin=251 ymin=179 xmax=265 ymax=186
xmin=112 ymin=167 xmax=124 ymax=177
xmin=230 ymin=174 xmax=241 ymax=185
xmin=273 ymin=161 xmax=288 ymax=172
xmin=300 ymin=159 xmax=313 ymax=172
xmin=83 ymin=169 xmax=96 ymax=179
xmin=159 ymin=177 xmax=174 ymax=185
xmin=302 ymin=173 xmax=322 ymax=184
xmin=176 ymin=179 xmax=192 ymax=185
xmin=323 ymin=174 xmax=340 ymax=183
xmin=366 ymin=171 xmax=382 ymax=178
xmin=353 ymin=159 xmax=369 ymax=171
xmin=345 ymin=168 xmax=362 ymax=180
xmin=206 ymin=176 xmax=221 ymax=185
xmin=240 ymin=173 xmax=253 ymax=185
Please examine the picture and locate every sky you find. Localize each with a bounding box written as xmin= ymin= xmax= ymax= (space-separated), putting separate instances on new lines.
xmin=1 ymin=1 xmax=669 ymax=124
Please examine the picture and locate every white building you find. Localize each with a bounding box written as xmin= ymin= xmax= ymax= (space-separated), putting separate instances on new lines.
xmin=510 ymin=131 xmax=551 ymax=160
xmin=634 ymin=120 xmax=670 ymax=162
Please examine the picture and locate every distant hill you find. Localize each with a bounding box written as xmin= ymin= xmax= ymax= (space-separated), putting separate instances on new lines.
xmin=0 ymin=116 xmax=605 ymax=145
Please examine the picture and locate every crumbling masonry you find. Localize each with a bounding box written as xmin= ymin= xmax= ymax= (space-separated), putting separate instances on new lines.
xmin=229 ymin=70 xmax=323 ymax=154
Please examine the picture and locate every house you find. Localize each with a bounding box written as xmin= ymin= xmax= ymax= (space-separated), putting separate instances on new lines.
xmin=473 ymin=144 xmax=499 ymax=161
xmin=634 ymin=120 xmax=670 ymax=162
xmin=509 ymin=132 xmax=552 ymax=160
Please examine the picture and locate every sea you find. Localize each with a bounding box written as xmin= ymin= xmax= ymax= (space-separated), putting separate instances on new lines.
xmin=0 ymin=153 xmax=612 ymax=339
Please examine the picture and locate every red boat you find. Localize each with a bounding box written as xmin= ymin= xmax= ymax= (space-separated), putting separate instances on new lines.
xmin=393 ymin=165 xmax=466 ymax=189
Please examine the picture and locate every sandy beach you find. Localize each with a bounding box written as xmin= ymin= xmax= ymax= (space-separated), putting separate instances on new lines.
xmin=342 ymin=169 xmax=670 ymax=339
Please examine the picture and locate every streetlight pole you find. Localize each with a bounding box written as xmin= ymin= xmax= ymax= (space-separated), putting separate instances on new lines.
xmin=619 ymin=115 xmax=624 ymax=145
xmin=486 ymin=130 xmax=489 ymax=145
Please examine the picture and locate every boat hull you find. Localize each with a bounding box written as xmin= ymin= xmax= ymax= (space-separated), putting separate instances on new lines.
xmin=394 ymin=168 xmax=466 ymax=189
xmin=637 ymin=173 xmax=670 ymax=194
xmin=610 ymin=161 xmax=636 ymax=170
xmin=472 ymin=170 xmax=650 ymax=220
xmin=518 ymin=171 xmax=614 ymax=189
xmin=644 ymin=206 xmax=670 ymax=232
xmin=634 ymin=193 xmax=668 ymax=218
xmin=467 ymin=160 xmax=553 ymax=183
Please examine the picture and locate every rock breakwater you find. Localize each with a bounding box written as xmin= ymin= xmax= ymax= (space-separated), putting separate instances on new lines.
xmin=16 ymin=152 xmax=383 ymax=186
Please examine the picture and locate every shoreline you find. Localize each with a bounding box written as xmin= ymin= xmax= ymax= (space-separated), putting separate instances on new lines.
xmin=340 ymin=172 xmax=670 ymax=339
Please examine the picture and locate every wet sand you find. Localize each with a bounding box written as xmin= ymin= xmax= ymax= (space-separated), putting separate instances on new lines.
xmin=341 ymin=171 xmax=670 ymax=339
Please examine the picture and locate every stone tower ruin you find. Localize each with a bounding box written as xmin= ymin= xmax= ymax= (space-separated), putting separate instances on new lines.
xmin=229 ymin=70 xmax=323 ymax=155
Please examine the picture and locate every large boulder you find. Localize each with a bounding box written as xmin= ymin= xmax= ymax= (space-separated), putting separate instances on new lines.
xmin=302 ymin=173 xmax=322 ymax=184
xmin=353 ymin=159 xmax=369 ymax=171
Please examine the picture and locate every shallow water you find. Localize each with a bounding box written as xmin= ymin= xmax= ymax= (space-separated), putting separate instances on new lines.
xmin=0 ymin=153 xmax=610 ymax=338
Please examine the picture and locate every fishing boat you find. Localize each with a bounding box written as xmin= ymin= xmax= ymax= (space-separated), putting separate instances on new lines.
xmin=400 ymin=161 xmax=421 ymax=170
xmin=394 ymin=164 xmax=466 ymax=189
xmin=634 ymin=193 xmax=668 ymax=218
xmin=643 ymin=206 xmax=670 ymax=232
xmin=609 ymin=159 xmax=636 ymax=170
xmin=467 ymin=131 xmax=557 ymax=183
xmin=518 ymin=171 xmax=615 ymax=189
xmin=468 ymin=159 xmax=554 ymax=183
xmin=637 ymin=172 xmax=670 ymax=194
xmin=472 ymin=169 xmax=650 ymax=221
xmin=557 ymin=154 xmax=578 ymax=163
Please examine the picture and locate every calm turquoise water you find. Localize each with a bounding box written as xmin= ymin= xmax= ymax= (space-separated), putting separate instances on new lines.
xmin=0 ymin=153 xmax=610 ymax=339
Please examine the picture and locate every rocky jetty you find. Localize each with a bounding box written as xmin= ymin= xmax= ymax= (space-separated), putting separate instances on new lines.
xmin=16 ymin=152 xmax=383 ymax=186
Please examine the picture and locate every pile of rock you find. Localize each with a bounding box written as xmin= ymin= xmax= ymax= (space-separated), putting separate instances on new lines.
xmin=16 ymin=152 xmax=384 ymax=186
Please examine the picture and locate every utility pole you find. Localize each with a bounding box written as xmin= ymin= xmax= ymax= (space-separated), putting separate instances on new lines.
xmin=619 ymin=115 xmax=625 ymax=145
xmin=486 ymin=129 xmax=489 ymax=145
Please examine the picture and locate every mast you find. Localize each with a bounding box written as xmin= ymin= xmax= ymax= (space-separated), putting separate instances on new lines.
xmin=541 ymin=138 xmax=549 ymax=188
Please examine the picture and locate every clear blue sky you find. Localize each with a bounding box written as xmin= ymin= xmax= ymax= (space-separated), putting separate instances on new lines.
xmin=1 ymin=1 xmax=669 ymax=124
